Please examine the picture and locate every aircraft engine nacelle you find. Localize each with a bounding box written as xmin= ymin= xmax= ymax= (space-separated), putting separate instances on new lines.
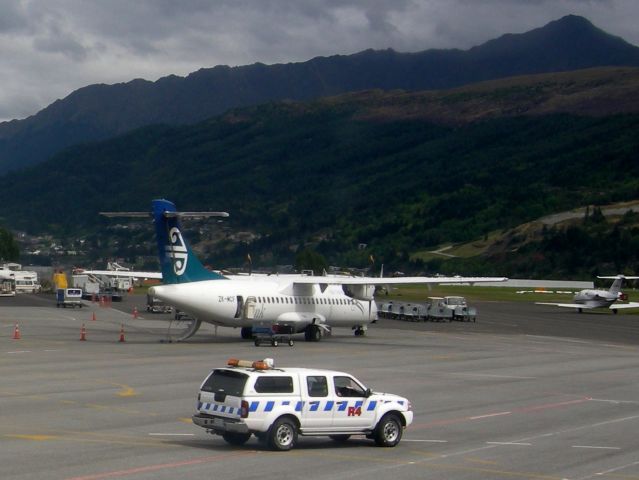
xmin=343 ymin=284 xmax=376 ymax=301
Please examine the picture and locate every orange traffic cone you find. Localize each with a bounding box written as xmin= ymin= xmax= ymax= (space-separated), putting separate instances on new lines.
xmin=118 ymin=324 xmax=126 ymax=343
xmin=132 ymin=307 xmax=138 ymax=319
xmin=13 ymin=323 xmax=21 ymax=340
xmin=80 ymin=324 xmax=87 ymax=341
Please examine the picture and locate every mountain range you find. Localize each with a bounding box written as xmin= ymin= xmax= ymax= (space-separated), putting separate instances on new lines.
xmin=1 ymin=14 xmax=638 ymax=173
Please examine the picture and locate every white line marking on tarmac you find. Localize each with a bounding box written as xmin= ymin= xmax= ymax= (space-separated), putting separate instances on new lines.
xmin=572 ymin=445 xmax=621 ymax=450
xmin=6 ymin=350 xmax=31 ymax=354
xmin=589 ymin=397 xmax=639 ymax=405
xmin=471 ymin=412 xmax=511 ymax=420
xmin=486 ymin=442 xmax=532 ymax=446
xmin=403 ymin=439 xmax=448 ymax=443
xmin=451 ymin=373 xmax=536 ymax=379
xmin=588 ymin=460 xmax=639 ymax=479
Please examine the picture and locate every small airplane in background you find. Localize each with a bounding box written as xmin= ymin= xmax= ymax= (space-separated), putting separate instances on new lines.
xmin=97 ymin=199 xmax=507 ymax=342
xmin=536 ymin=275 xmax=639 ymax=313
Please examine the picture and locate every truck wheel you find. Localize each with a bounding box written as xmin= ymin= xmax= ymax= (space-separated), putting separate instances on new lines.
xmin=374 ymin=413 xmax=402 ymax=447
xmin=222 ymin=432 xmax=251 ymax=446
xmin=254 ymin=338 xmax=260 ymax=347
xmin=268 ymin=417 xmax=297 ymax=451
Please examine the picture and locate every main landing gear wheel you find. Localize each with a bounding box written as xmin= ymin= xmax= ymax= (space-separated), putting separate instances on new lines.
xmin=304 ymin=325 xmax=322 ymax=342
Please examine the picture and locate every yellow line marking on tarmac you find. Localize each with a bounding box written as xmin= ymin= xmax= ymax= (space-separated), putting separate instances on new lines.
xmin=7 ymin=434 xmax=59 ymax=441
xmin=5 ymin=431 xmax=175 ymax=448
xmin=464 ymin=457 xmax=500 ymax=465
xmin=179 ymin=417 xmax=193 ymax=424
xmin=94 ymin=380 xmax=139 ymax=397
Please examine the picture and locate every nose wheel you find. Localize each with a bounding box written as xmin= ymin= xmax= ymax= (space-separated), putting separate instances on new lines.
xmin=353 ymin=326 xmax=366 ymax=336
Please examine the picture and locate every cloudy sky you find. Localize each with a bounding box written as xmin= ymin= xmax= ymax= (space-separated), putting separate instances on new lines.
xmin=0 ymin=0 xmax=637 ymax=122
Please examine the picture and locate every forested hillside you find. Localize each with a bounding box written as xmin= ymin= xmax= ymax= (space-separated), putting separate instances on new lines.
xmin=1 ymin=68 xmax=639 ymax=275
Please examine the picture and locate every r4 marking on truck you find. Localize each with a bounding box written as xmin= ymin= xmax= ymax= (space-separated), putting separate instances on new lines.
xmin=347 ymin=406 xmax=362 ymax=417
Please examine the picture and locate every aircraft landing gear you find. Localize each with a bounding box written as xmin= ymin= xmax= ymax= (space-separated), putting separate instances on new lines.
xmin=353 ymin=326 xmax=366 ymax=337
xmin=304 ymin=325 xmax=322 ymax=342
xmin=241 ymin=327 xmax=253 ymax=340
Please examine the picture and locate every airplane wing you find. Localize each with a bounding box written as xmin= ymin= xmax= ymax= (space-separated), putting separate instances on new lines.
xmin=80 ymin=270 xmax=163 ymax=280
xmin=609 ymin=302 xmax=639 ymax=309
xmin=536 ymin=302 xmax=596 ymax=309
xmin=289 ymin=276 xmax=508 ymax=286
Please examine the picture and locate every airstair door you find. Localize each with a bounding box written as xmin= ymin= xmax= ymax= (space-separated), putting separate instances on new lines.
xmin=243 ymin=296 xmax=257 ymax=320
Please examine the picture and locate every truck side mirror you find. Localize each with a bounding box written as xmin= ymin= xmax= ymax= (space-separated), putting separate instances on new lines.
xmin=365 ymin=388 xmax=372 ymax=397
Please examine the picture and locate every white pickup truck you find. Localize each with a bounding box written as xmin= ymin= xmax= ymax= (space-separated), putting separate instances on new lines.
xmin=192 ymin=358 xmax=413 ymax=450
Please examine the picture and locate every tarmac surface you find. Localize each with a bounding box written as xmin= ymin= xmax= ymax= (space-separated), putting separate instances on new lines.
xmin=1 ymin=293 xmax=638 ymax=480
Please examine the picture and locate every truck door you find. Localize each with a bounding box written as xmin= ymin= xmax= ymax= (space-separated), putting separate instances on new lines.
xmin=331 ymin=375 xmax=376 ymax=429
xmin=301 ymin=375 xmax=334 ymax=431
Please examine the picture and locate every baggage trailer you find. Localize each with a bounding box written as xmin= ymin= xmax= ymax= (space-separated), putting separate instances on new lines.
xmin=252 ymin=321 xmax=295 ymax=347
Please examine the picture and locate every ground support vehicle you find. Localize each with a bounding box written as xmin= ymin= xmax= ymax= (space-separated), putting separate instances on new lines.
xmin=427 ymin=297 xmax=454 ymax=322
xmin=146 ymin=293 xmax=172 ymax=313
xmin=251 ymin=322 xmax=295 ymax=347
xmin=0 ymin=277 xmax=16 ymax=296
xmin=192 ymin=358 xmax=413 ymax=450
xmin=56 ymin=288 xmax=83 ymax=308
xmin=441 ymin=296 xmax=477 ymax=322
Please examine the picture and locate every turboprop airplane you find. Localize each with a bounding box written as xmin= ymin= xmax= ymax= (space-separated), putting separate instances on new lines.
xmin=100 ymin=199 xmax=507 ymax=341
xmin=536 ymin=275 xmax=639 ymax=313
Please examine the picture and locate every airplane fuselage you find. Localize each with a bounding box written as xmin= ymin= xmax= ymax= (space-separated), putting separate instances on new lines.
xmin=573 ymin=289 xmax=617 ymax=308
xmin=150 ymin=277 xmax=376 ymax=331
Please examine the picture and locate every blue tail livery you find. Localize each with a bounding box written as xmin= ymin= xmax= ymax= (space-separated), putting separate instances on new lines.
xmin=152 ymin=199 xmax=228 ymax=284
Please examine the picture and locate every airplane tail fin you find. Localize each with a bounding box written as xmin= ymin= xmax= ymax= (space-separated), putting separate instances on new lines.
xmin=152 ymin=199 xmax=228 ymax=284
xmin=608 ymin=277 xmax=624 ymax=296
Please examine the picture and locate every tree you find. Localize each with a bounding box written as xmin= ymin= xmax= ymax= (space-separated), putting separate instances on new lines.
xmin=294 ymin=248 xmax=328 ymax=275
xmin=0 ymin=227 xmax=19 ymax=261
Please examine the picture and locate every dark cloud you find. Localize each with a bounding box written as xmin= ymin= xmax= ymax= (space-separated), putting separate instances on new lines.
xmin=0 ymin=0 xmax=637 ymax=121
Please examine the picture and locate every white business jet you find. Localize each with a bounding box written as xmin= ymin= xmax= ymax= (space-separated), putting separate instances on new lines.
xmin=100 ymin=199 xmax=506 ymax=341
xmin=537 ymin=275 xmax=639 ymax=313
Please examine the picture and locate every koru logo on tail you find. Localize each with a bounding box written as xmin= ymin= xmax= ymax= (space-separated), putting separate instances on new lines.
xmin=165 ymin=227 xmax=188 ymax=275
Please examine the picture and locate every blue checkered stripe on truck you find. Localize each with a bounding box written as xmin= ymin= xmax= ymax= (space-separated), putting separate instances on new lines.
xmin=199 ymin=399 xmax=404 ymax=416
xmin=198 ymin=402 xmax=242 ymax=416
